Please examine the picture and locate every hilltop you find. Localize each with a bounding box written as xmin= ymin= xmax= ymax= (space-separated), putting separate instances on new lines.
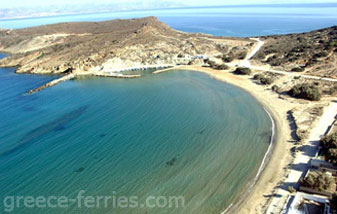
xmin=0 ymin=17 xmax=251 ymax=74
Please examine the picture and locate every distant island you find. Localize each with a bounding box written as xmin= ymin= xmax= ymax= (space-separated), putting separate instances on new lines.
xmin=1 ymin=16 xmax=337 ymax=214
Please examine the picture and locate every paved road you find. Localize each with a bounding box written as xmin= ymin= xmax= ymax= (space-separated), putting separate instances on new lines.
xmin=266 ymin=102 xmax=337 ymax=214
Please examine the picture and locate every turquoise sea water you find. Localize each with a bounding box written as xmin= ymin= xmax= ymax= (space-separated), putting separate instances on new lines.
xmin=0 ymin=4 xmax=336 ymax=36
xmin=2 ymin=4 xmax=330 ymax=213
xmin=0 ymin=49 xmax=272 ymax=213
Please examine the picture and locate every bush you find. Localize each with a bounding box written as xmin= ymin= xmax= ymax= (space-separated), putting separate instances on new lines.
xmin=288 ymin=83 xmax=321 ymax=101
xmin=329 ymin=41 xmax=337 ymax=47
xmin=272 ymin=85 xmax=281 ymax=93
xmin=177 ymin=53 xmax=184 ymax=58
xmin=271 ymin=61 xmax=282 ymax=66
xmin=205 ymin=59 xmax=229 ymax=70
xmin=233 ymin=67 xmax=251 ymax=75
xmin=327 ymin=149 xmax=337 ymax=165
xmin=313 ymin=51 xmax=328 ymax=58
xmin=213 ymin=64 xmax=229 ymax=70
xmin=204 ymin=59 xmax=216 ymax=67
xmin=253 ymin=74 xmax=264 ymax=81
xmin=237 ymin=52 xmax=247 ymax=60
xmin=253 ymin=74 xmax=274 ymax=85
xmin=300 ymin=170 xmax=335 ymax=192
xmin=291 ymin=67 xmax=305 ymax=72
xmin=222 ymin=56 xmax=233 ymax=63
xmin=320 ymin=133 xmax=337 ymax=165
xmin=321 ymin=133 xmax=337 ymax=150
xmin=260 ymin=77 xmax=274 ymax=85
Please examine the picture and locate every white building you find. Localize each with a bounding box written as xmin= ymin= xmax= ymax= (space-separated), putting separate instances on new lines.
xmin=283 ymin=192 xmax=331 ymax=214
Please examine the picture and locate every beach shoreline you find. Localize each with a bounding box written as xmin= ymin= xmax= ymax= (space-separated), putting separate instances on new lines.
xmin=154 ymin=65 xmax=294 ymax=214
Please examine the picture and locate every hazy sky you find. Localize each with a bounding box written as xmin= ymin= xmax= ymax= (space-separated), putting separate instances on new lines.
xmin=0 ymin=0 xmax=333 ymax=9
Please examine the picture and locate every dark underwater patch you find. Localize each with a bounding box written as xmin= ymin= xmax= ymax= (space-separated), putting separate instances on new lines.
xmin=0 ymin=105 xmax=89 ymax=158
xmin=74 ymin=167 xmax=85 ymax=173
xmin=166 ymin=156 xmax=178 ymax=166
xmin=53 ymin=125 xmax=66 ymax=132
xmin=197 ymin=129 xmax=206 ymax=135
xmin=99 ymin=133 xmax=107 ymax=138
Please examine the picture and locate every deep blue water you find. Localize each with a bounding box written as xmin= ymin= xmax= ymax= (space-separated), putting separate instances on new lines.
xmin=0 ymin=4 xmax=336 ymax=36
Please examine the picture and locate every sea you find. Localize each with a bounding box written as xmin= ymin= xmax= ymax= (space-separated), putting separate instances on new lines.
xmin=0 ymin=3 xmax=337 ymax=36
xmin=0 ymin=3 xmax=336 ymax=214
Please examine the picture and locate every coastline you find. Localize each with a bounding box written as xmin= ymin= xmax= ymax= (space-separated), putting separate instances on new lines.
xmin=154 ymin=65 xmax=294 ymax=214
xmin=1 ymin=15 xmax=337 ymax=214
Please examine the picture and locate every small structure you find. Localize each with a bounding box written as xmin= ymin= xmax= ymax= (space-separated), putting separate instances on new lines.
xmin=192 ymin=55 xmax=207 ymax=60
xmin=284 ymin=192 xmax=331 ymax=214
xmin=311 ymin=159 xmax=336 ymax=170
xmin=310 ymin=159 xmax=337 ymax=176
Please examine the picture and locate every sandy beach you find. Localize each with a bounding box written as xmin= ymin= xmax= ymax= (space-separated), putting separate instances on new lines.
xmin=154 ymin=65 xmax=328 ymax=214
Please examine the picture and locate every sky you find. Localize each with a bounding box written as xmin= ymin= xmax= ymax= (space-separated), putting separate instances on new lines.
xmin=0 ymin=0 xmax=333 ymax=9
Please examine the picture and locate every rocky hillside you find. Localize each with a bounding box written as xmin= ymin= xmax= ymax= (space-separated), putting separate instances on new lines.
xmin=0 ymin=17 xmax=251 ymax=74
xmin=253 ymin=26 xmax=337 ymax=78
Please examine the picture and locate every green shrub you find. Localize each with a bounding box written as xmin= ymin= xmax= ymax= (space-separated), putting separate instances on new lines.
xmin=260 ymin=77 xmax=273 ymax=85
xmin=329 ymin=41 xmax=337 ymax=48
xmin=253 ymin=74 xmax=273 ymax=85
xmin=213 ymin=64 xmax=229 ymax=70
xmin=320 ymin=133 xmax=337 ymax=165
xmin=300 ymin=170 xmax=335 ymax=192
xmin=327 ymin=149 xmax=337 ymax=165
xmin=321 ymin=133 xmax=337 ymax=150
xmin=253 ymin=74 xmax=264 ymax=81
xmin=222 ymin=56 xmax=233 ymax=63
xmin=288 ymin=83 xmax=321 ymax=101
xmin=233 ymin=67 xmax=251 ymax=75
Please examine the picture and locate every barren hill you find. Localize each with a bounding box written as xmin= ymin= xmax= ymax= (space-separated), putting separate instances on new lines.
xmin=0 ymin=17 xmax=251 ymax=74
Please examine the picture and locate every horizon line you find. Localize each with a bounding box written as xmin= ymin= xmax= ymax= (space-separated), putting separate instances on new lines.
xmin=0 ymin=2 xmax=336 ymax=22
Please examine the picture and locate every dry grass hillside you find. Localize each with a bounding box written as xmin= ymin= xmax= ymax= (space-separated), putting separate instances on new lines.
xmin=0 ymin=17 xmax=251 ymax=74
xmin=253 ymin=26 xmax=337 ymax=78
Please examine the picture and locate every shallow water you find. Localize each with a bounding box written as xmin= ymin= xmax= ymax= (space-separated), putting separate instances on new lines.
xmin=0 ymin=54 xmax=272 ymax=213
